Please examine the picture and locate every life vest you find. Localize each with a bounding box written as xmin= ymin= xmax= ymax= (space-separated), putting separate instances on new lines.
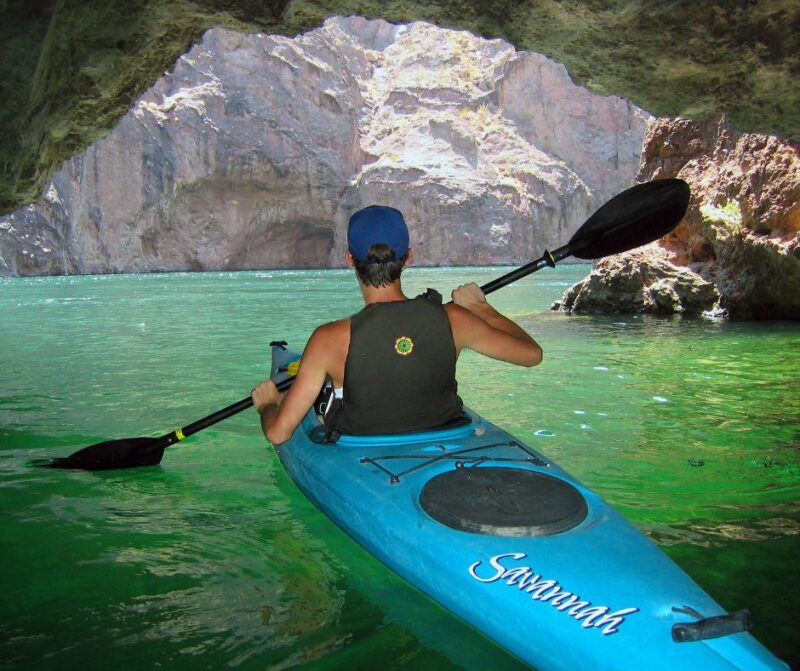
xmin=328 ymin=289 xmax=464 ymax=436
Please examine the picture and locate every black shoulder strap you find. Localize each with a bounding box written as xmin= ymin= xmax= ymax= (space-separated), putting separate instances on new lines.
xmin=421 ymin=288 xmax=443 ymax=304
xmin=310 ymin=385 xmax=342 ymax=444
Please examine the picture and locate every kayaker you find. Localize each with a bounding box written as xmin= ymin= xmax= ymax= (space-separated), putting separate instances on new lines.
xmin=252 ymin=205 xmax=542 ymax=444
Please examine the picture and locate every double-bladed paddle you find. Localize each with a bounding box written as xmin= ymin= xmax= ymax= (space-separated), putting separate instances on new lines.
xmin=38 ymin=178 xmax=690 ymax=471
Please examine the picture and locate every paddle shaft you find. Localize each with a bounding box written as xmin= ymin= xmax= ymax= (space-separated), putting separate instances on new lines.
xmin=176 ymin=247 xmax=571 ymax=443
xmin=479 ymin=244 xmax=575 ymax=296
xmin=160 ymin=377 xmax=293 ymax=445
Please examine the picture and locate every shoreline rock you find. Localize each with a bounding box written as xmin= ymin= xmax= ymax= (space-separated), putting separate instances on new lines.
xmin=553 ymin=246 xmax=719 ymax=316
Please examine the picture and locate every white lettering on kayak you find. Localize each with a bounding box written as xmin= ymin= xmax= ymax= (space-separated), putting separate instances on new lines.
xmin=468 ymin=553 xmax=638 ymax=635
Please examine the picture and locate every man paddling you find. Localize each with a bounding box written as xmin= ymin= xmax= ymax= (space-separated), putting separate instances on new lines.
xmin=252 ymin=205 xmax=542 ymax=444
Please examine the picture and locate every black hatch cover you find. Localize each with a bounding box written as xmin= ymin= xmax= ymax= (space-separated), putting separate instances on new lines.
xmin=419 ymin=466 xmax=588 ymax=537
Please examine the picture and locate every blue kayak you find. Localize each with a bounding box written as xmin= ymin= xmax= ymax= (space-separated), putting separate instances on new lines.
xmin=270 ymin=343 xmax=787 ymax=670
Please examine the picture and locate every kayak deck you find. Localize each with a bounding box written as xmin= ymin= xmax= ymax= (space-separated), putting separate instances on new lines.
xmin=271 ymin=344 xmax=788 ymax=671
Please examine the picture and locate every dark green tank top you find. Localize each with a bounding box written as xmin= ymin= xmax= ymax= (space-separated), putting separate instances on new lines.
xmin=334 ymin=290 xmax=463 ymax=435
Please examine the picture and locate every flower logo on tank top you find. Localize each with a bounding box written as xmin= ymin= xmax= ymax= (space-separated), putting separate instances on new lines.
xmin=394 ymin=336 xmax=414 ymax=356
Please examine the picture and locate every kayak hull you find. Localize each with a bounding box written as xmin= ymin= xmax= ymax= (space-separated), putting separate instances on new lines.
xmin=271 ymin=345 xmax=787 ymax=671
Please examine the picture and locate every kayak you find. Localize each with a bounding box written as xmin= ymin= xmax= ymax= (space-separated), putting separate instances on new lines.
xmin=270 ymin=343 xmax=788 ymax=670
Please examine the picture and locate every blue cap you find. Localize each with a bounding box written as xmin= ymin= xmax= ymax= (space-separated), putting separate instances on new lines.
xmin=347 ymin=205 xmax=409 ymax=263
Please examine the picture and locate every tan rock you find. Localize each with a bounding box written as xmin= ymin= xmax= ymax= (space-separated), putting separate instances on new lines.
xmin=644 ymin=116 xmax=800 ymax=319
xmin=559 ymin=116 xmax=800 ymax=319
xmin=0 ymin=18 xmax=649 ymax=276
xmin=555 ymin=246 xmax=718 ymax=315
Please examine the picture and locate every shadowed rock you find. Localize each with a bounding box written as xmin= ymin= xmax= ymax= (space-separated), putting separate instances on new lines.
xmin=556 ymin=117 xmax=800 ymax=319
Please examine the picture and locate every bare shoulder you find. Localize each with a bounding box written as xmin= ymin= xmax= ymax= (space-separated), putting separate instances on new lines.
xmin=444 ymin=302 xmax=483 ymax=330
xmin=309 ymin=318 xmax=350 ymax=346
xmin=443 ymin=302 xmax=471 ymax=324
xmin=303 ymin=318 xmax=350 ymax=379
xmin=444 ymin=302 xmax=482 ymax=351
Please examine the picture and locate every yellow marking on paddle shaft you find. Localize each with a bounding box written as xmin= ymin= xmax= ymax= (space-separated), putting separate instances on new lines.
xmin=288 ymin=360 xmax=300 ymax=376
xmin=175 ymin=428 xmax=185 ymax=441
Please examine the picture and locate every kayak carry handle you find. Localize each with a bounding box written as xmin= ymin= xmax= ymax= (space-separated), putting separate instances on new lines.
xmin=671 ymin=607 xmax=753 ymax=642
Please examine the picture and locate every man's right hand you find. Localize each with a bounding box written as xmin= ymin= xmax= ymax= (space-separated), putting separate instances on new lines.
xmin=452 ymin=283 xmax=487 ymax=313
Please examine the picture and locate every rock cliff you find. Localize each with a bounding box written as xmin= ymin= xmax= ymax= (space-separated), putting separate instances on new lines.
xmin=2 ymin=1 xmax=797 ymax=214
xmin=0 ymin=18 xmax=649 ymax=275
xmin=556 ymin=117 xmax=800 ymax=319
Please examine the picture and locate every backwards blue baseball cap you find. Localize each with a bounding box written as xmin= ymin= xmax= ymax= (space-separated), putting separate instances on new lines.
xmin=347 ymin=205 xmax=409 ymax=263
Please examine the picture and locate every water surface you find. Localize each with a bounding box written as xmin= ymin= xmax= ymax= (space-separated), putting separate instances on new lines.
xmin=1 ymin=267 xmax=798 ymax=669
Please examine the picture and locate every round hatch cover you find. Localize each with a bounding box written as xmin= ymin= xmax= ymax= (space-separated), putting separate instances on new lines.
xmin=420 ymin=466 xmax=588 ymax=537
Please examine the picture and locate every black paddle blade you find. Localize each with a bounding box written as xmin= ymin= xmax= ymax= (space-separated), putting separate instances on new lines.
xmin=37 ymin=437 xmax=168 ymax=471
xmin=38 ymin=395 xmax=257 ymax=473
xmin=570 ymin=179 xmax=690 ymax=259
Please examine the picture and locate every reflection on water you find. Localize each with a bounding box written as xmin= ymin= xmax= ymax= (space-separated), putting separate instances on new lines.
xmin=1 ymin=268 xmax=798 ymax=669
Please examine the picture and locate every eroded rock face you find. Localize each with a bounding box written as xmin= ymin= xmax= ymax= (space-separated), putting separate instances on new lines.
xmin=645 ymin=117 xmax=800 ymax=319
xmin=0 ymin=18 xmax=649 ymax=276
xmin=556 ymin=116 xmax=800 ymax=319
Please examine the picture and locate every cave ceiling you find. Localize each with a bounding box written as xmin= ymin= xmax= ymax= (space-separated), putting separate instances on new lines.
xmin=1 ymin=0 xmax=798 ymax=214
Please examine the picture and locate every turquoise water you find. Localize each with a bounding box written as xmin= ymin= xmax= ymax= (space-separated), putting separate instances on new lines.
xmin=1 ymin=266 xmax=798 ymax=669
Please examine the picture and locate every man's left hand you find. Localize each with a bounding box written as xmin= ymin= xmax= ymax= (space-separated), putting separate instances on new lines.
xmin=252 ymin=380 xmax=281 ymax=414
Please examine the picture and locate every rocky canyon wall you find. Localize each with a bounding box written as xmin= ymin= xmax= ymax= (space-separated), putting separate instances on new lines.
xmin=0 ymin=17 xmax=650 ymax=276
xmin=3 ymin=1 xmax=797 ymax=216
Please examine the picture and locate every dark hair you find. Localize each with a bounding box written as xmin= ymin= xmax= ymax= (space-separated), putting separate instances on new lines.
xmin=354 ymin=243 xmax=409 ymax=288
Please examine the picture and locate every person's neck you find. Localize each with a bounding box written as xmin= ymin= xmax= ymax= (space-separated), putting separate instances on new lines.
xmin=360 ymin=280 xmax=408 ymax=305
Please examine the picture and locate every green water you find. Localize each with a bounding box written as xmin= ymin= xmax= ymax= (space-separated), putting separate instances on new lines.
xmin=1 ymin=267 xmax=798 ymax=670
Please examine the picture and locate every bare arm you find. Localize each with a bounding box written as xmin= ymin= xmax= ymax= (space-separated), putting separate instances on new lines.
xmin=447 ymin=283 xmax=542 ymax=367
xmin=252 ymin=322 xmax=344 ymax=444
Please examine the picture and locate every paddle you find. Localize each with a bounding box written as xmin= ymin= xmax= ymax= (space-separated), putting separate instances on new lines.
xmin=35 ymin=376 xmax=296 ymax=471
xmin=39 ymin=178 xmax=689 ymax=471
xmin=480 ymin=177 xmax=690 ymax=295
